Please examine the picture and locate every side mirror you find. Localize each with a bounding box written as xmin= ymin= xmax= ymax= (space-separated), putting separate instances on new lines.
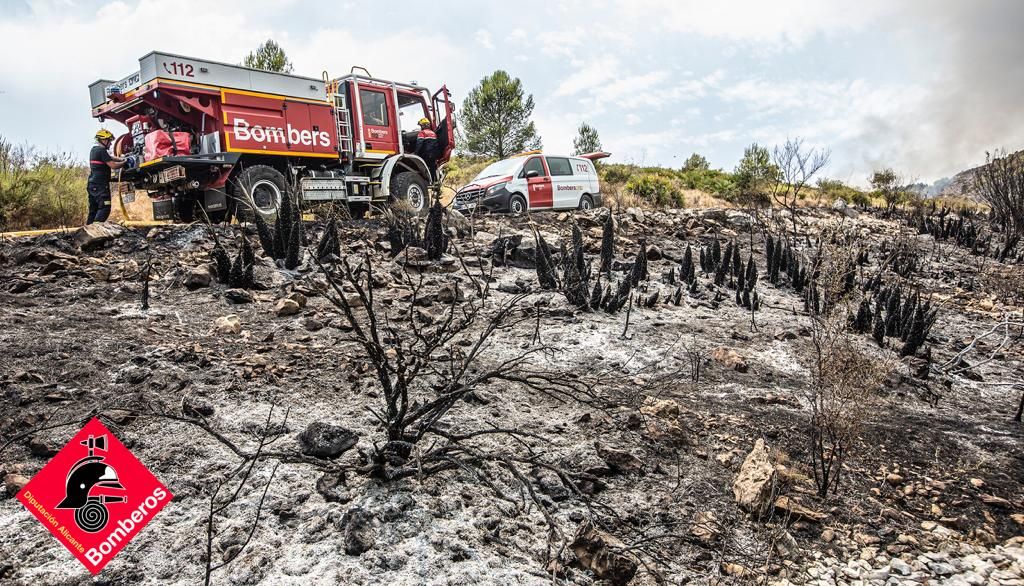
xmin=525 ymin=170 xmax=539 ymax=178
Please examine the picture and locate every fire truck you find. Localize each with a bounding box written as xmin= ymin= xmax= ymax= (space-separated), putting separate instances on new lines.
xmin=88 ymin=51 xmax=455 ymax=222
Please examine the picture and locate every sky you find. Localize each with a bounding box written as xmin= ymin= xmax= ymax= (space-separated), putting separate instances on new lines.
xmin=1 ymin=0 xmax=1022 ymax=186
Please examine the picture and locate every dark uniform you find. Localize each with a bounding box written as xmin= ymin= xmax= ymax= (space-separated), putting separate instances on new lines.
xmin=87 ymin=144 xmax=113 ymax=224
xmin=415 ymin=127 xmax=438 ymax=179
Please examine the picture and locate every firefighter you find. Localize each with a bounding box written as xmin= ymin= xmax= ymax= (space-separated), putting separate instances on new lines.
xmin=87 ymin=129 xmax=126 ymax=224
xmin=414 ymin=118 xmax=439 ymax=178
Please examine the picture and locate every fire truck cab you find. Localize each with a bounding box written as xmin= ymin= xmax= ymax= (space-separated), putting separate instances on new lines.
xmin=88 ymin=52 xmax=454 ymax=221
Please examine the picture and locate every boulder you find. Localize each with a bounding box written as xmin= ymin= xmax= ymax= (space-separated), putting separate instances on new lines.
xmin=691 ymin=511 xmax=719 ymax=544
xmin=274 ymin=298 xmax=302 ymax=317
xmin=712 ymin=346 xmax=749 ymax=373
xmin=185 ymin=265 xmax=213 ymax=289
xmin=570 ymin=520 xmax=638 ymax=585
xmin=595 ymin=443 xmax=644 ymax=475
xmin=214 ymin=315 xmax=241 ymax=335
xmin=3 ymin=473 xmax=29 ymax=496
xmin=638 ymin=396 xmax=687 ymax=443
xmin=287 ymin=291 xmax=308 ymax=308
xmin=224 ymin=289 xmax=254 ymax=304
xmin=774 ymin=495 xmax=827 ymax=522
xmin=341 ymin=506 xmax=377 ymax=555
xmin=73 ymin=222 xmax=124 ymax=251
xmin=298 ymin=422 xmax=358 ymax=459
xmin=733 ymin=439 xmax=777 ymax=515
xmin=315 ymin=471 xmax=351 ymax=504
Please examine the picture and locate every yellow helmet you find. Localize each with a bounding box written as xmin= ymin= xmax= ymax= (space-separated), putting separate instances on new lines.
xmin=418 ymin=118 xmax=430 ymax=127
xmin=95 ymin=129 xmax=115 ymax=141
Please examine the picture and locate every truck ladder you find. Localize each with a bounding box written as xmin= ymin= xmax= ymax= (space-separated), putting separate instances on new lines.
xmin=332 ymin=94 xmax=353 ymax=155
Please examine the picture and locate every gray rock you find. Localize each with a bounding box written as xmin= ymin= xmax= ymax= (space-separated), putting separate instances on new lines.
xmin=224 ymin=289 xmax=254 ymax=304
xmin=186 ymin=265 xmax=213 ymax=289
xmin=890 ymin=558 xmax=912 ymax=576
xmin=73 ymin=222 xmax=125 ymax=251
xmin=342 ymin=506 xmax=377 ymax=556
xmin=298 ymin=422 xmax=358 ymax=459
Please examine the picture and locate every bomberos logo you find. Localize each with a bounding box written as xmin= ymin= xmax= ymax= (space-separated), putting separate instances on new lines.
xmin=232 ymin=117 xmax=331 ymax=148
xmin=16 ymin=418 xmax=172 ymax=575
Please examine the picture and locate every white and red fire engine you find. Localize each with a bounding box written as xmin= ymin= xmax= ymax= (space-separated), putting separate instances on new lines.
xmin=89 ymin=52 xmax=454 ymax=221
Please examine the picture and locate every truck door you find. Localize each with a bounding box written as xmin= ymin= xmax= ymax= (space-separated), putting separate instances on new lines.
xmin=522 ymin=156 xmax=552 ymax=209
xmin=358 ymin=87 xmax=398 ymax=156
xmin=432 ymin=85 xmax=455 ymax=164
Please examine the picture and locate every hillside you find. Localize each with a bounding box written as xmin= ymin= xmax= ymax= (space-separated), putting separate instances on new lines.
xmin=0 ymin=205 xmax=1022 ymax=585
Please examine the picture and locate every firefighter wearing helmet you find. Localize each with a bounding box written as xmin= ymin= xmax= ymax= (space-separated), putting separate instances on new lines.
xmin=414 ymin=118 xmax=439 ymax=178
xmin=87 ymin=129 xmax=126 ymax=224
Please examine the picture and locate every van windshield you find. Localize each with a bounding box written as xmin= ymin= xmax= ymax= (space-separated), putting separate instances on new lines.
xmin=473 ymin=158 xmax=521 ymax=181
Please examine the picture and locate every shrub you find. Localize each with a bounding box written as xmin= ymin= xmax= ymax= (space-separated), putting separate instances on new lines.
xmin=0 ymin=138 xmax=86 ymax=231
xmin=817 ymin=178 xmax=871 ymax=207
xmin=625 ymin=174 xmax=684 ymax=207
xmin=679 ymin=168 xmax=735 ymax=195
xmin=599 ymin=163 xmax=636 ymax=185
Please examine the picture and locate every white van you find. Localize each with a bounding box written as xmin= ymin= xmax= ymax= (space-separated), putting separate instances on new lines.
xmin=453 ymin=151 xmax=609 ymax=214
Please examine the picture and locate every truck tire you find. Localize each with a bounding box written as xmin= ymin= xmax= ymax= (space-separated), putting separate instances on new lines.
xmin=390 ymin=171 xmax=428 ymax=214
xmin=578 ymin=194 xmax=594 ymax=211
xmin=509 ymin=194 xmax=527 ymax=215
xmin=232 ymin=165 xmax=286 ymax=223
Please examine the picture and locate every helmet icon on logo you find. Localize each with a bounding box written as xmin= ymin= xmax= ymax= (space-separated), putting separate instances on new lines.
xmin=55 ymin=434 xmax=126 ymax=533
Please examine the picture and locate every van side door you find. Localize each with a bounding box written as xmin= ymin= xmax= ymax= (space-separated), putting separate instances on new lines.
xmin=545 ymin=156 xmax=580 ymax=209
xmin=521 ymin=156 xmax=552 ymax=209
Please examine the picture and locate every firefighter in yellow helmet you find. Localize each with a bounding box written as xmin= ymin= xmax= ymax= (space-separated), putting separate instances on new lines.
xmin=414 ymin=118 xmax=438 ymax=178
xmin=87 ymin=129 xmax=126 ymax=224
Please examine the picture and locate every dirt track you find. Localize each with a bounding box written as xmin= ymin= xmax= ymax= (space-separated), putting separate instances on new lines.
xmin=0 ymin=207 xmax=1022 ymax=585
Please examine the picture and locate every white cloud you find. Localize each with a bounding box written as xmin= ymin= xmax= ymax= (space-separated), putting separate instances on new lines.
xmin=474 ymin=29 xmax=495 ymax=50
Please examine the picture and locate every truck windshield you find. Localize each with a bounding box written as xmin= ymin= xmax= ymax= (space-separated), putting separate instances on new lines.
xmin=473 ymin=158 xmax=521 ymax=181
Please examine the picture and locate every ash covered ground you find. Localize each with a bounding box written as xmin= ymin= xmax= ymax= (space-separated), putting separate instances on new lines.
xmin=0 ymin=205 xmax=1022 ymax=585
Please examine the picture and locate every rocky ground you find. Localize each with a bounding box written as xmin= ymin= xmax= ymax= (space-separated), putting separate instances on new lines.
xmin=0 ymin=204 xmax=1021 ymax=585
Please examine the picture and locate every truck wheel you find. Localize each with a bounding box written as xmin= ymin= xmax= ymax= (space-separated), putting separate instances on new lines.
xmin=578 ymin=194 xmax=594 ymax=211
xmin=233 ymin=165 xmax=286 ymax=222
xmin=390 ymin=171 xmax=428 ymax=214
xmin=509 ymin=194 xmax=527 ymax=215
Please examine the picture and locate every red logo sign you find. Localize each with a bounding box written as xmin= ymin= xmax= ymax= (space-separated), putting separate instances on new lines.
xmin=16 ymin=418 xmax=172 ymax=575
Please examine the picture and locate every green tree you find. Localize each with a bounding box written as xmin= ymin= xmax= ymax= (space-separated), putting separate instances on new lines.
xmin=243 ymin=40 xmax=294 ymax=73
xmin=681 ymin=152 xmax=710 ymax=172
xmin=869 ymin=168 xmax=906 ymax=212
xmin=572 ymin=122 xmax=602 ymax=155
xmin=733 ymin=143 xmax=778 ymax=205
xmin=459 ymin=70 xmax=541 ymax=158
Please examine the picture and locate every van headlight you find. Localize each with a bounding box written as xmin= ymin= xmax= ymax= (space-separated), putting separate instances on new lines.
xmin=487 ymin=182 xmax=507 ymax=194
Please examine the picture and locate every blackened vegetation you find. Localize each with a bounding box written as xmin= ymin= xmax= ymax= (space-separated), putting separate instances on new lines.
xmin=862 ymin=284 xmax=938 ymax=356
xmin=534 ymin=229 xmax=560 ymax=291
xmin=315 ymin=217 xmax=342 ymax=261
xmin=227 ymin=234 xmax=256 ymax=289
xmin=562 ymin=224 xmax=592 ymax=309
xmin=973 ymin=149 xmax=1024 ymax=261
xmin=385 ymin=200 xmax=450 ymax=260
xmin=317 ymin=253 xmax=596 ymax=500
xmin=599 ymin=211 xmax=614 ymax=273
xmin=424 ymin=200 xmax=446 ymax=260
xmin=244 ymin=189 xmax=305 ymax=268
